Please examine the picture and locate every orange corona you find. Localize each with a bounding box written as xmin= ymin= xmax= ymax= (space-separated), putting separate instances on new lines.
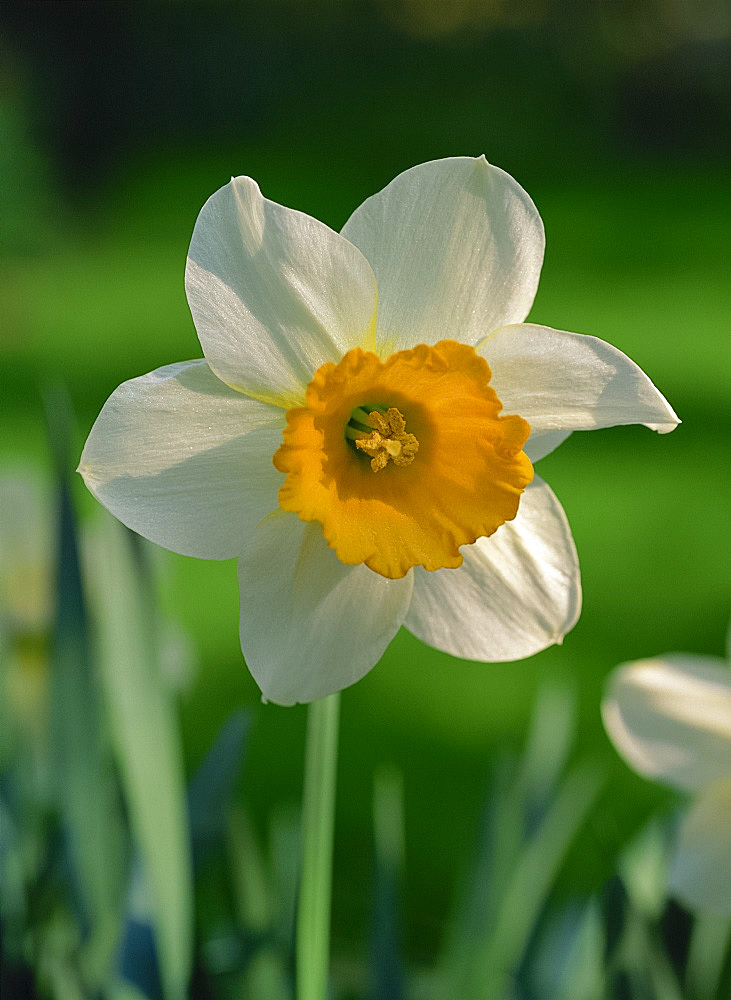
xmin=274 ymin=340 xmax=533 ymax=579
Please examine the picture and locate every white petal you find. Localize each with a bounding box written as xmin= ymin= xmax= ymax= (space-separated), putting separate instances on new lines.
xmin=341 ymin=156 xmax=544 ymax=356
xmin=602 ymin=656 xmax=731 ymax=793
xmin=405 ymin=477 xmax=580 ymax=661
xmin=524 ymin=429 xmax=573 ymax=462
xmin=186 ymin=176 xmax=379 ymax=407
xmin=669 ymin=779 xmax=731 ymax=915
xmin=237 ymin=514 xmax=413 ymax=705
xmin=481 ymin=324 xmax=679 ymax=441
xmin=79 ymin=360 xmax=284 ymax=560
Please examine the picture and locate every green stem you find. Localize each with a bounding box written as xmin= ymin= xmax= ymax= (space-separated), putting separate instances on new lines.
xmin=297 ymin=692 xmax=341 ymax=1000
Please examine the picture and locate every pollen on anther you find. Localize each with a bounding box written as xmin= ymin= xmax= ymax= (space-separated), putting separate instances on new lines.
xmin=355 ymin=407 xmax=419 ymax=473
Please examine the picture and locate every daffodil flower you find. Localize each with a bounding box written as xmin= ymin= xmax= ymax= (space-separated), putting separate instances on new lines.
xmin=603 ymin=652 xmax=731 ymax=914
xmin=79 ymin=156 xmax=678 ymax=705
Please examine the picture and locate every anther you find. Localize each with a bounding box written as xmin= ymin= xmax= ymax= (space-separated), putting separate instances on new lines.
xmin=355 ymin=407 xmax=419 ymax=472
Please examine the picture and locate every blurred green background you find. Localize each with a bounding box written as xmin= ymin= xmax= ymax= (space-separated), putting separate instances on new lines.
xmin=1 ymin=0 xmax=729 ymax=987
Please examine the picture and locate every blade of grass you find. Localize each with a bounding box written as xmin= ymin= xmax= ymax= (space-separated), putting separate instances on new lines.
xmin=618 ymin=818 xmax=671 ymax=922
xmin=0 ymin=792 xmax=27 ymax=956
xmin=116 ymin=711 xmax=249 ymax=998
xmin=462 ymin=760 xmax=605 ymax=1000
xmin=188 ymin=711 xmax=249 ymax=872
xmin=515 ymin=681 xmax=576 ymax=833
xmin=644 ymin=926 xmax=686 ymax=1000
xmin=560 ymin=901 xmax=605 ymax=1000
xmin=228 ymin=806 xmax=273 ymax=933
xmin=227 ymin=807 xmax=291 ymax=1000
xmin=116 ymin=857 xmax=163 ymax=1000
xmin=685 ymin=914 xmax=730 ymax=1000
xmin=436 ymin=759 xmax=524 ymax=996
xmin=600 ymin=874 xmax=685 ymax=1000
xmin=45 ymin=386 xmax=125 ymax=980
xmin=369 ymin=764 xmax=405 ymax=1000
xmin=270 ymin=803 xmax=301 ymax=962
xmin=92 ymin=515 xmax=193 ymax=1000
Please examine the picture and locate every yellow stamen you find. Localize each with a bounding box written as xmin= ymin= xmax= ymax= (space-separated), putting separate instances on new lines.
xmin=355 ymin=407 xmax=419 ymax=472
